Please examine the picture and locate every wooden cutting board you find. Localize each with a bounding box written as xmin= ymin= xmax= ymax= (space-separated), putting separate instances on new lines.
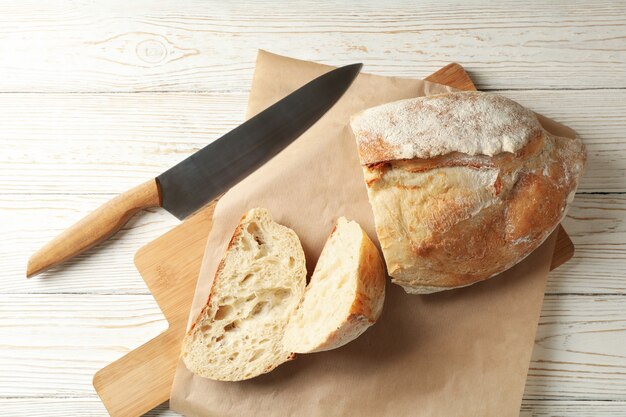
xmin=93 ymin=64 xmax=575 ymax=417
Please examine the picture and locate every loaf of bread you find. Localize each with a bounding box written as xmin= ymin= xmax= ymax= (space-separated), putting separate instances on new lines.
xmin=282 ymin=217 xmax=385 ymax=353
xmin=181 ymin=208 xmax=306 ymax=381
xmin=350 ymin=91 xmax=586 ymax=294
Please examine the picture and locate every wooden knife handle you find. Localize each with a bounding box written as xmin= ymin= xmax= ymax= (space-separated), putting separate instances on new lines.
xmin=27 ymin=179 xmax=162 ymax=278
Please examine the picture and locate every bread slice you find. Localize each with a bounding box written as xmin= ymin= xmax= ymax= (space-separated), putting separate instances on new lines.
xmin=282 ymin=217 xmax=386 ymax=353
xmin=181 ymin=208 xmax=306 ymax=381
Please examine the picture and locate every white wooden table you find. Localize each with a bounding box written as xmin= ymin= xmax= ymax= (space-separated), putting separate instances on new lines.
xmin=1 ymin=1 xmax=625 ymax=416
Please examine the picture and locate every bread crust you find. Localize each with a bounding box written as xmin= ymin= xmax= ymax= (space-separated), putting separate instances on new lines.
xmin=282 ymin=218 xmax=386 ymax=353
xmin=351 ymin=91 xmax=542 ymax=165
xmin=187 ymin=215 xmax=245 ymax=336
xmin=182 ymin=208 xmax=306 ymax=380
xmin=351 ymin=92 xmax=586 ymax=293
xmin=312 ymin=223 xmax=385 ymax=351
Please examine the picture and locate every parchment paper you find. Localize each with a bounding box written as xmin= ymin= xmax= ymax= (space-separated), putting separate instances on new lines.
xmin=170 ymin=50 xmax=568 ymax=417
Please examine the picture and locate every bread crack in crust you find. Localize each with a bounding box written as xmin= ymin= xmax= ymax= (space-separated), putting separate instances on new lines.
xmin=351 ymin=92 xmax=586 ymax=293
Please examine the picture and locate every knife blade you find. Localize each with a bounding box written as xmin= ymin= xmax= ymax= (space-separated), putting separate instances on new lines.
xmin=27 ymin=63 xmax=363 ymax=277
xmin=158 ymin=62 xmax=362 ymax=219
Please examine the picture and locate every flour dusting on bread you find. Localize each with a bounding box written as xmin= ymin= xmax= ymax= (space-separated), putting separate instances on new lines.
xmin=351 ymin=91 xmax=586 ymax=293
xmin=351 ymin=92 xmax=543 ymax=165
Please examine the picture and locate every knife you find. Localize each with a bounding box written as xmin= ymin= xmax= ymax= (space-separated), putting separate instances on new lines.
xmin=27 ymin=63 xmax=363 ymax=278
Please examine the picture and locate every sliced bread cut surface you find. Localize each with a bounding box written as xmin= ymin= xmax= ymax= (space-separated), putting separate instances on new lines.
xmin=282 ymin=217 xmax=386 ymax=353
xmin=181 ymin=208 xmax=306 ymax=381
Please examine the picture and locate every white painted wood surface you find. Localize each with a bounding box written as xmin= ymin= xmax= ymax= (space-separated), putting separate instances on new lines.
xmin=0 ymin=1 xmax=624 ymax=416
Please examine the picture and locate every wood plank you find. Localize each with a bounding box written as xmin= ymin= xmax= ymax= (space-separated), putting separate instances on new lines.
xmin=3 ymin=194 xmax=623 ymax=295
xmin=0 ymin=294 xmax=167 ymax=397
xmin=0 ymin=92 xmax=247 ymax=195
xmin=425 ymin=63 xmax=476 ymax=90
xmin=548 ymin=195 xmax=626 ymax=294
xmin=1 ymin=0 xmax=624 ymax=413
xmin=0 ymin=1 xmax=624 ymax=92
xmin=2 ymin=294 xmax=625 ymax=400
xmin=521 ymin=400 xmax=626 ymax=416
xmin=499 ymin=90 xmax=626 ymax=193
xmin=0 ymin=194 xmax=178 ymax=294
xmin=524 ymin=295 xmax=626 ymax=400
xmin=25 ymin=179 xmax=162 ymax=278
xmin=0 ymin=399 xmax=128 ymax=417
xmin=0 ymin=398 xmax=180 ymax=417
xmin=1 ymin=89 xmax=624 ymax=194
xmin=0 ymin=398 xmax=164 ymax=417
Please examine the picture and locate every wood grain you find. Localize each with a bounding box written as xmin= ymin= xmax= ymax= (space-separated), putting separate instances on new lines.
xmin=1 ymin=294 xmax=625 ymax=401
xmin=525 ymin=295 xmax=626 ymax=400
xmin=93 ymin=207 xmax=212 ymax=417
xmin=27 ymin=179 xmax=161 ymax=277
xmin=1 ymin=194 xmax=178 ymax=294
xmin=549 ymin=195 xmax=626 ymax=294
xmin=521 ymin=400 xmax=626 ymax=416
xmin=1 ymin=1 xmax=625 ymax=415
xmin=425 ymin=63 xmax=476 ymax=90
xmin=0 ymin=1 xmax=624 ymax=92
xmin=1 ymin=89 xmax=623 ymax=194
xmin=0 ymin=294 xmax=167 ymax=397
xmin=3 ymin=194 xmax=623 ymax=295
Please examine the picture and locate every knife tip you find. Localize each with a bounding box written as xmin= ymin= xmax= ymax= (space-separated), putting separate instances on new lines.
xmin=340 ymin=62 xmax=363 ymax=78
xmin=26 ymin=256 xmax=41 ymax=278
xmin=342 ymin=62 xmax=363 ymax=71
